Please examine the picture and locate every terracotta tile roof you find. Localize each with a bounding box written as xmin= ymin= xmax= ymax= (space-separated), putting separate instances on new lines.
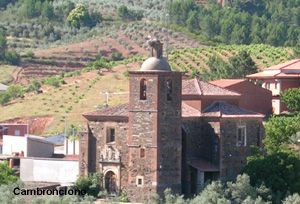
xmin=182 ymin=102 xmax=200 ymax=117
xmin=210 ymin=79 xmax=245 ymax=88
xmin=265 ymin=59 xmax=300 ymax=70
xmin=201 ymin=101 xmax=264 ymax=118
xmin=182 ymin=78 xmax=240 ymax=96
xmin=247 ymin=59 xmax=300 ymax=79
xmin=83 ymin=104 xmax=129 ymax=121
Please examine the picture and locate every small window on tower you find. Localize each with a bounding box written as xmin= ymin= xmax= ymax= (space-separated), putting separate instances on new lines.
xmin=136 ymin=176 xmax=144 ymax=187
xmin=140 ymin=79 xmax=147 ymax=100
xmin=107 ymin=128 xmax=115 ymax=143
xmin=166 ymin=79 xmax=172 ymax=101
xmin=140 ymin=147 xmax=145 ymax=158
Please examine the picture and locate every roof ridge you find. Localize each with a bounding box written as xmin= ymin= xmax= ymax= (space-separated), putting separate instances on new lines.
xmin=195 ymin=78 xmax=203 ymax=95
xmin=205 ymin=80 xmax=241 ymax=95
xmin=269 ymin=59 xmax=300 ymax=70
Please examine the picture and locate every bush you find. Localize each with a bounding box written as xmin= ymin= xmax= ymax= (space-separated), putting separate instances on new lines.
xmin=281 ymin=88 xmax=300 ymax=112
xmin=6 ymin=85 xmax=24 ymax=99
xmin=0 ymin=92 xmax=11 ymax=105
xmin=111 ymin=51 xmax=124 ymax=61
xmin=43 ymin=76 xmax=64 ymax=88
xmin=4 ymin=50 xmax=20 ymax=65
xmin=0 ymin=161 xmax=18 ymax=185
xmin=75 ymin=172 xmax=103 ymax=197
xmin=26 ymin=79 xmax=41 ymax=93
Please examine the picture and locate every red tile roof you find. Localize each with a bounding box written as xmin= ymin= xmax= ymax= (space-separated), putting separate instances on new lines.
xmin=210 ymin=79 xmax=245 ymax=88
xmin=83 ymin=104 xmax=129 ymax=121
xmin=201 ymin=101 xmax=264 ymax=118
xmin=247 ymin=59 xmax=300 ymax=79
xmin=182 ymin=78 xmax=241 ymax=96
xmin=265 ymin=59 xmax=300 ymax=70
xmin=182 ymin=102 xmax=201 ymax=117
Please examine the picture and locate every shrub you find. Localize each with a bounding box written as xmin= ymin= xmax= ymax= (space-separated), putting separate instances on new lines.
xmin=26 ymin=79 xmax=41 ymax=93
xmin=111 ymin=51 xmax=124 ymax=61
xmin=0 ymin=92 xmax=11 ymax=105
xmin=43 ymin=76 xmax=64 ymax=88
xmin=4 ymin=50 xmax=20 ymax=65
xmin=281 ymin=88 xmax=300 ymax=112
xmin=0 ymin=161 xmax=18 ymax=185
xmin=75 ymin=172 xmax=103 ymax=197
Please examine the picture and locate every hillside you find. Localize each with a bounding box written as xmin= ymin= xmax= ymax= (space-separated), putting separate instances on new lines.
xmin=169 ymin=44 xmax=294 ymax=74
xmin=0 ymin=63 xmax=137 ymax=134
xmin=0 ymin=43 xmax=294 ymax=134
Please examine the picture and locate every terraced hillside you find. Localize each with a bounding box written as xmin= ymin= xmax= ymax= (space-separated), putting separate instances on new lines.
xmin=15 ymin=22 xmax=202 ymax=82
xmin=168 ymin=44 xmax=294 ymax=74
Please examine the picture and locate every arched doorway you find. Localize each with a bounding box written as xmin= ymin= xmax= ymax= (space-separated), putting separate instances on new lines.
xmin=104 ymin=171 xmax=117 ymax=194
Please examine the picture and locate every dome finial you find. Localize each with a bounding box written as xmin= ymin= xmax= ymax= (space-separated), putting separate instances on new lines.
xmin=147 ymin=38 xmax=163 ymax=58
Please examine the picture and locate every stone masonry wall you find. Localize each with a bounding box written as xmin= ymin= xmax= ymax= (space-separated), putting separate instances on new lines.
xmin=219 ymin=118 xmax=263 ymax=180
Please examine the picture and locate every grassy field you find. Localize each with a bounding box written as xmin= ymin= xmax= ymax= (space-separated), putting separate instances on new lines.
xmin=0 ymin=64 xmax=135 ymax=135
xmin=0 ymin=65 xmax=18 ymax=84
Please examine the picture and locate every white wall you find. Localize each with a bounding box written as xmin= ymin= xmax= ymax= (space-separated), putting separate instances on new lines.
xmin=21 ymin=158 xmax=79 ymax=184
xmin=3 ymin=136 xmax=26 ymax=155
xmin=64 ymin=139 xmax=79 ymax=155
xmin=2 ymin=135 xmax=54 ymax=157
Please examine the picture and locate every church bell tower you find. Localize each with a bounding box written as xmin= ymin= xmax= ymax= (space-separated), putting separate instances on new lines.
xmin=127 ymin=39 xmax=182 ymax=201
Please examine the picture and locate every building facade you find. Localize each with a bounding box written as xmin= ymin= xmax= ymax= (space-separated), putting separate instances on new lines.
xmin=247 ymin=59 xmax=300 ymax=114
xmin=80 ymin=40 xmax=264 ymax=202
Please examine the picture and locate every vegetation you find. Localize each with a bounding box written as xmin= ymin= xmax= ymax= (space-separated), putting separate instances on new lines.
xmin=281 ymin=88 xmax=300 ymax=112
xmin=264 ymin=114 xmax=300 ymax=153
xmin=202 ymin=50 xmax=257 ymax=80
xmin=168 ymin=0 xmax=300 ymax=47
xmin=67 ymin=4 xmax=101 ymax=28
xmin=75 ymin=172 xmax=103 ymax=197
xmin=243 ymin=150 xmax=300 ymax=202
xmin=169 ymin=44 xmax=292 ymax=75
xmin=0 ymin=161 xmax=18 ymax=185
xmin=118 ymin=5 xmax=143 ymax=21
xmin=0 ymin=30 xmax=20 ymax=65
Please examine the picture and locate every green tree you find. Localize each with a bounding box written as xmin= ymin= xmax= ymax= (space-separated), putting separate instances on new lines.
xmin=283 ymin=194 xmax=300 ymax=204
xmin=242 ymin=151 xmax=300 ymax=199
xmin=228 ymin=50 xmax=257 ymax=78
xmin=281 ymin=88 xmax=300 ymax=112
xmin=67 ymin=4 xmax=100 ymax=28
xmin=264 ymin=114 xmax=300 ymax=153
xmin=0 ymin=161 xmax=18 ymax=185
xmin=202 ymin=55 xmax=230 ymax=81
xmin=186 ymin=11 xmax=200 ymax=33
xmin=41 ymin=0 xmax=54 ymax=19
xmin=0 ymin=30 xmax=7 ymax=60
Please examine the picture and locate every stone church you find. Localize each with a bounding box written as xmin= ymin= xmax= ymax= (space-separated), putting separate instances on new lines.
xmin=79 ymin=40 xmax=264 ymax=202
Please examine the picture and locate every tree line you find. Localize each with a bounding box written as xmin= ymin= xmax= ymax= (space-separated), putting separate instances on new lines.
xmin=168 ymin=0 xmax=300 ymax=47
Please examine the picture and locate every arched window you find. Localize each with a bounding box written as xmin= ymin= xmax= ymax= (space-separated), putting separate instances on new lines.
xmin=166 ymin=79 xmax=172 ymax=101
xmin=140 ymin=79 xmax=147 ymax=100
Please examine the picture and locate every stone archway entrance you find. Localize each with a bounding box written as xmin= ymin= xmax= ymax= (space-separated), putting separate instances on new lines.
xmin=105 ymin=171 xmax=117 ymax=194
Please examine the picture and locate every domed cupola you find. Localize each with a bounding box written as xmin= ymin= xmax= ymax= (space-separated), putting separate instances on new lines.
xmin=140 ymin=39 xmax=171 ymax=72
